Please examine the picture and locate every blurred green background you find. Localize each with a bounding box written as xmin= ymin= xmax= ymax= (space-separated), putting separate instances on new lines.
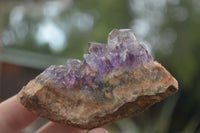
xmin=0 ymin=0 xmax=200 ymax=132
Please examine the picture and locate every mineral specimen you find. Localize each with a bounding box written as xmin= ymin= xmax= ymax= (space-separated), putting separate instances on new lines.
xmin=18 ymin=29 xmax=178 ymax=129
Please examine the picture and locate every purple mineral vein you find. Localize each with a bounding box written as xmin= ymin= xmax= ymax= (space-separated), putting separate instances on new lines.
xmin=41 ymin=29 xmax=153 ymax=90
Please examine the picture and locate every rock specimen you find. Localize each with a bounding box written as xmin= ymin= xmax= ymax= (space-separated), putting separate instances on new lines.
xmin=18 ymin=29 xmax=178 ymax=129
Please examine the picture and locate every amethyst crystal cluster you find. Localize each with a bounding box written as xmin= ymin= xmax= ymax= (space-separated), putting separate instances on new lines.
xmin=18 ymin=28 xmax=178 ymax=129
xmin=42 ymin=29 xmax=152 ymax=90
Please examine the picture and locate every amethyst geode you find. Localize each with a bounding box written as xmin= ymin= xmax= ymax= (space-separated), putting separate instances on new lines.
xmin=18 ymin=29 xmax=178 ymax=129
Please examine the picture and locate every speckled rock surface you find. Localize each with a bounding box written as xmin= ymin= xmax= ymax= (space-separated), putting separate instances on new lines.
xmin=17 ymin=29 xmax=178 ymax=129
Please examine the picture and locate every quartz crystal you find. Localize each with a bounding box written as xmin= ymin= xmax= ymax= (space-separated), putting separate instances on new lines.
xmin=18 ymin=29 xmax=178 ymax=130
xmin=41 ymin=29 xmax=153 ymax=91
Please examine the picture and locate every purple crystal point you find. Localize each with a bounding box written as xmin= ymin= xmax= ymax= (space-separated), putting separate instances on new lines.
xmin=106 ymin=29 xmax=152 ymax=69
xmin=65 ymin=59 xmax=83 ymax=86
xmin=108 ymin=29 xmax=137 ymax=49
xmin=83 ymin=54 xmax=111 ymax=74
xmin=84 ymin=54 xmax=102 ymax=72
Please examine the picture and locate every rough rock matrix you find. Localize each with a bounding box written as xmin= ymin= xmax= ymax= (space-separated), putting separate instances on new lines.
xmin=18 ymin=29 xmax=178 ymax=129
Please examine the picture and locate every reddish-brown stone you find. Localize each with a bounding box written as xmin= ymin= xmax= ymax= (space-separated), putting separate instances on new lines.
xmin=18 ymin=61 xmax=178 ymax=129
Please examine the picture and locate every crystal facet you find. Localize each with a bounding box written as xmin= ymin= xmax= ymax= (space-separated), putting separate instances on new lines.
xmin=88 ymin=42 xmax=107 ymax=56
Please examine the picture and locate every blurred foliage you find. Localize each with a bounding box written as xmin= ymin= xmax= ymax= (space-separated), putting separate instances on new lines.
xmin=1 ymin=0 xmax=200 ymax=132
xmin=2 ymin=0 xmax=131 ymax=59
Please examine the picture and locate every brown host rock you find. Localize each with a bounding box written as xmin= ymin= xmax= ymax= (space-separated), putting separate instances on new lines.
xmin=18 ymin=29 xmax=178 ymax=129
